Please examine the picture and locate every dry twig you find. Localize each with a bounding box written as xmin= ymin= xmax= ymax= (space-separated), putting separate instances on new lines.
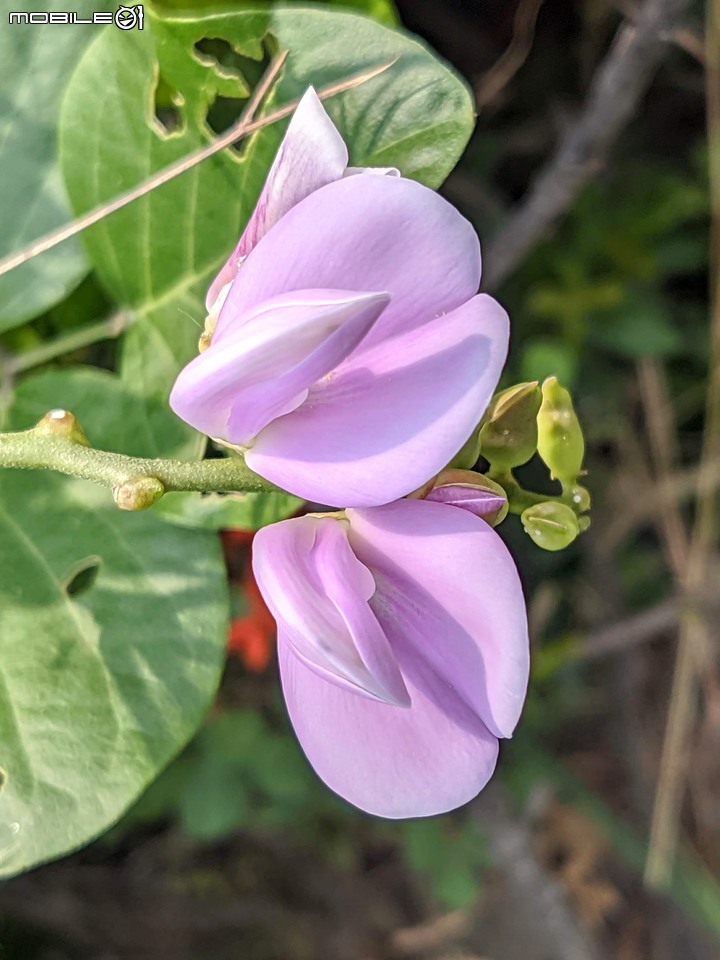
xmin=644 ymin=0 xmax=720 ymax=888
xmin=483 ymin=0 xmax=695 ymax=289
xmin=0 ymin=56 xmax=395 ymax=280
xmin=475 ymin=0 xmax=545 ymax=111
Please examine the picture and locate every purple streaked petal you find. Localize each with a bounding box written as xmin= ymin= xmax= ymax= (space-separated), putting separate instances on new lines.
xmin=279 ymin=638 xmax=499 ymax=818
xmin=206 ymin=88 xmax=348 ymax=310
xmin=425 ymin=483 xmax=508 ymax=518
xmin=253 ymin=516 xmax=409 ymax=706
xmin=170 ymin=289 xmax=388 ymax=444
xmin=346 ymin=498 xmax=529 ymax=739
xmin=214 ymin=174 xmax=481 ymax=344
xmin=245 ymin=294 xmax=509 ymax=506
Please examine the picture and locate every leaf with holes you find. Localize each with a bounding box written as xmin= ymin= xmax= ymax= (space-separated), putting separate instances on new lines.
xmin=0 ymin=367 xmax=229 ymax=877
xmin=0 ymin=1 xmax=91 ymax=331
xmin=58 ymin=7 xmax=474 ymax=419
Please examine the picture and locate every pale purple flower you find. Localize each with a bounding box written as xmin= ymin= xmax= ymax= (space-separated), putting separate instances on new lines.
xmin=252 ymin=497 xmax=529 ymax=818
xmin=170 ymin=89 xmax=510 ymax=508
xmin=205 ymin=88 xmax=399 ymax=313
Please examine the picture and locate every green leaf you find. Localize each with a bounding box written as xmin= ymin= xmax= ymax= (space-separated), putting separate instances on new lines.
xmin=0 ymin=0 xmax=91 ymax=330
xmin=152 ymin=489 xmax=301 ymax=530
xmin=0 ymin=368 xmax=229 ymax=877
xmin=151 ymin=0 xmax=400 ymax=27
xmin=6 ymin=365 xmax=196 ymax=459
xmin=58 ymin=5 xmax=473 ymax=412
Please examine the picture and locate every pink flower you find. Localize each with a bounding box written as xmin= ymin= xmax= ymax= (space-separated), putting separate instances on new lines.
xmin=252 ymin=497 xmax=529 ymax=818
xmin=170 ymin=89 xmax=509 ymax=508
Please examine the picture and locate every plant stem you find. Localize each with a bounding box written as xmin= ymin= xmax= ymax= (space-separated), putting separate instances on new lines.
xmin=489 ymin=470 xmax=581 ymax=514
xmin=0 ymin=417 xmax=278 ymax=505
xmin=7 ymin=312 xmax=134 ymax=375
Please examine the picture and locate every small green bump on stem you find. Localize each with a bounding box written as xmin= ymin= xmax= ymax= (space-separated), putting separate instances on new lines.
xmin=565 ymin=483 xmax=591 ymax=513
xmin=112 ymin=476 xmax=166 ymax=511
xmin=35 ymin=409 xmax=90 ymax=447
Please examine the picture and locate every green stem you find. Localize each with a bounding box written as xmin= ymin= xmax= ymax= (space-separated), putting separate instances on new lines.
xmin=489 ymin=469 xmax=579 ymax=514
xmin=0 ymin=414 xmax=278 ymax=508
xmin=7 ymin=312 xmax=134 ymax=375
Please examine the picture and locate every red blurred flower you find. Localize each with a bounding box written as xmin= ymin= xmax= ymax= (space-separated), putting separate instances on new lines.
xmin=222 ymin=529 xmax=276 ymax=672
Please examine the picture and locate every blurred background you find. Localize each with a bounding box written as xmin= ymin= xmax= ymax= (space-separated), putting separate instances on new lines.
xmin=1 ymin=0 xmax=715 ymax=958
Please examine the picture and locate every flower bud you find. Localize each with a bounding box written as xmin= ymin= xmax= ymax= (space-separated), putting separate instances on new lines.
xmin=536 ymin=377 xmax=584 ymax=485
xmin=35 ymin=409 xmax=90 ymax=447
xmin=478 ymin=381 xmax=541 ymax=471
xmin=112 ymin=476 xmax=165 ymax=511
xmin=567 ymin=483 xmax=591 ymax=513
xmin=447 ymin=430 xmax=483 ymax=470
xmin=425 ymin=469 xmax=508 ymax=525
xmin=521 ymin=501 xmax=579 ymax=551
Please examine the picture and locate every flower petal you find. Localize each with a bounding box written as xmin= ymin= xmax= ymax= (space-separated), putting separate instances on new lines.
xmin=346 ymin=498 xmax=529 ymax=739
xmin=425 ymin=483 xmax=507 ymax=518
xmin=215 ymin=174 xmax=481 ymax=344
xmin=206 ymin=88 xmax=348 ymax=310
xmin=343 ymin=166 xmax=400 ymax=178
xmin=253 ymin=516 xmax=409 ymax=707
xmin=245 ymin=294 xmax=509 ymax=506
xmin=170 ymin=289 xmax=389 ymax=444
xmin=279 ymin=637 xmax=499 ymax=818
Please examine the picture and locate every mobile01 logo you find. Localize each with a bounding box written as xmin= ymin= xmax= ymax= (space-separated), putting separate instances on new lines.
xmin=9 ymin=4 xmax=144 ymax=29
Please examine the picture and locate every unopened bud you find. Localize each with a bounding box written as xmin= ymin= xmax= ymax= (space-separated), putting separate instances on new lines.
xmin=447 ymin=430 xmax=483 ymax=470
xmin=36 ymin=409 xmax=90 ymax=447
xmin=536 ymin=377 xmax=584 ymax=484
xmin=112 ymin=476 xmax=165 ymax=511
xmin=567 ymin=483 xmax=591 ymax=513
xmin=479 ymin=381 xmax=541 ymax=471
xmin=521 ymin=501 xmax=579 ymax=551
xmin=425 ymin=469 xmax=508 ymax=525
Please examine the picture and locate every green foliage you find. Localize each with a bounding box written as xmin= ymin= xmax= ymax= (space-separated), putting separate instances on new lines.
xmin=153 ymin=489 xmax=302 ymax=530
xmin=0 ymin=0 xmax=91 ymax=331
xmin=508 ymin=164 xmax=708 ymax=375
xmin=150 ymin=0 xmax=400 ymax=26
xmin=400 ymin=818 xmax=491 ymax=910
xmin=0 ymin=368 xmax=229 ymax=877
xmin=131 ymin=709 xmax=345 ymax=840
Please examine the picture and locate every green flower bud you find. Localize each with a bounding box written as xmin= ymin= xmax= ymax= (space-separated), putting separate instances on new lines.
xmin=521 ymin=501 xmax=579 ymax=551
xmin=567 ymin=483 xmax=591 ymax=513
xmin=478 ymin=381 xmax=542 ymax=471
xmin=447 ymin=429 xmax=483 ymax=470
xmin=112 ymin=476 xmax=165 ymax=511
xmin=536 ymin=377 xmax=584 ymax=484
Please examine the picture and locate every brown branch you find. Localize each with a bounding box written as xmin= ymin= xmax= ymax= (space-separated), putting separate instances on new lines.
xmin=644 ymin=0 xmax=720 ymax=889
xmin=482 ymin=0 xmax=695 ymax=290
xmin=471 ymin=783 xmax=605 ymax=960
xmin=475 ymin=0 xmax=545 ymax=111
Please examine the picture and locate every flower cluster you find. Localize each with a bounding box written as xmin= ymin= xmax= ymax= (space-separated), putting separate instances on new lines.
xmin=170 ymin=89 xmax=530 ymax=817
